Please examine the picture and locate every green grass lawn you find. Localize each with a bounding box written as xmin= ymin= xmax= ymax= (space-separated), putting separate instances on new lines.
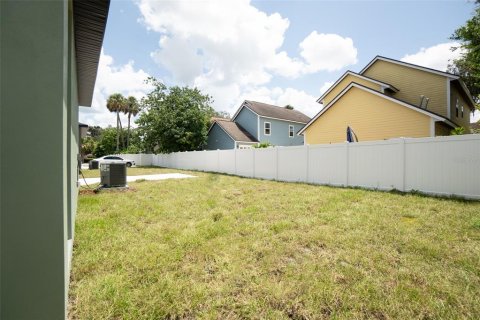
xmin=70 ymin=169 xmax=480 ymax=319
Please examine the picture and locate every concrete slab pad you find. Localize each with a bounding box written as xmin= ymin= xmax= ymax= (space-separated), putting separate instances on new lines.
xmin=79 ymin=173 xmax=195 ymax=186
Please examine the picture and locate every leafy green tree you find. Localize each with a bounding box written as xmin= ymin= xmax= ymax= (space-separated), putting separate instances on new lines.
xmin=81 ymin=136 xmax=97 ymax=156
xmin=136 ymin=77 xmax=215 ymax=153
xmin=121 ymin=128 xmax=144 ymax=154
xmin=93 ymin=127 xmax=118 ymax=157
xmin=211 ymin=110 xmax=231 ymax=119
xmin=124 ymin=96 xmax=140 ymax=148
xmin=87 ymin=126 xmax=104 ymax=140
xmin=106 ymin=93 xmax=127 ymax=151
xmin=449 ymin=1 xmax=480 ymax=109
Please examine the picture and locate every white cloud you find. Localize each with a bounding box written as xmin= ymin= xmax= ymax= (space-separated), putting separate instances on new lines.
xmin=300 ymin=32 xmax=358 ymax=73
xmin=136 ymin=0 xmax=357 ymax=115
xmin=80 ymin=50 xmax=153 ymax=127
xmin=400 ymin=42 xmax=464 ymax=72
xmin=319 ymin=81 xmax=334 ymax=95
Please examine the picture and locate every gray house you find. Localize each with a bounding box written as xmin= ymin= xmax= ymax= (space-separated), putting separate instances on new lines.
xmin=207 ymin=100 xmax=310 ymax=149
xmin=207 ymin=119 xmax=259 ymax=149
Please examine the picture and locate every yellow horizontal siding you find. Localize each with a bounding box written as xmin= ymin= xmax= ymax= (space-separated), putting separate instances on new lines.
xmin=322 ymin=74 xmax=381 ymax=105
xmin=363 ymin=60 xmax=448 ymax=118
xmin=305 ymin=87 xmax=431 ymax=145
xmin=450 ymin=84 xmax=471 ymax=132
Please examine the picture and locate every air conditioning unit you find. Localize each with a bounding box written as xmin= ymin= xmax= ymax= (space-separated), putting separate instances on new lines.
xmin=100 ymin=162 xmax=127 ymax=188
xmin=89 ymin=160 xmax=99 ymax=170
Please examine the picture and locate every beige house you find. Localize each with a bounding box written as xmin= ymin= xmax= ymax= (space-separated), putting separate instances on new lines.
xmin=299 ymin=56 xmax=476 ymax=144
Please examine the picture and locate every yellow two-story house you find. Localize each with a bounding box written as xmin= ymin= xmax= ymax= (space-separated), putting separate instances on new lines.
xmin=299 ymin=56 xmax=476 ymax=144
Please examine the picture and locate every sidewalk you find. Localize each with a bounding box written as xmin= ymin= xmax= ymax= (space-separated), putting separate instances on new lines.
xmin=79 ymin=173 xmax=195 ymax=186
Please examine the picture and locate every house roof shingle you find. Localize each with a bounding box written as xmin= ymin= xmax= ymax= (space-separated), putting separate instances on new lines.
xmin=214 ymin=119 xmax=258 ymax=143
xmin=243 ymin=100 xmax=311 ymax=124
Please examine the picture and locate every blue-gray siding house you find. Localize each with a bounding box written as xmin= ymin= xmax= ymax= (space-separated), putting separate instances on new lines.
xmin=206 ymin=119 xmax=258 ymax=150
xmin=232 ymin=100 xmax=310 ymax=147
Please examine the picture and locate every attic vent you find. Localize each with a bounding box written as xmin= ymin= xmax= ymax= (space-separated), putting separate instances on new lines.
xmin=419 ymin=95 xmax=430 ymax=109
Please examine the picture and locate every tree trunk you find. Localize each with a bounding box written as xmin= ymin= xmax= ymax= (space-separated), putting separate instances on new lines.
xmin=118 ymin=115 xmax=124 ymax=150
xmin=127 ymin=112 xmax=131 ymax=149
xmin=116 ymin=110 xmax=120 ymax=152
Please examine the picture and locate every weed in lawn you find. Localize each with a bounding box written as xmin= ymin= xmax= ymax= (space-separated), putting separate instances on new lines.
xmin=472 ymin=220 xmax=480 ymax=230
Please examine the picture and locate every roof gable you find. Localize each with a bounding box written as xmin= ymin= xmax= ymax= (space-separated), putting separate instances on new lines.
xmin=208 ymin=120 xmax=258 ymax=143
xmin=317 ymin=71 xmax=398 ymax=104
xmin=361 ymin=56 xmax=476 ymax=110
xmin=232 ymin=100 xmax=311 ymax=124
xmin=299 ymin=82 xmax=456 ymax=135
xmin=360 ymin=56 xmax=459 ymax=79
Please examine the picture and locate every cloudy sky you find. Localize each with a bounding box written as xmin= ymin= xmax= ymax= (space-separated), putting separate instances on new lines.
xmin=80 ymin=0 xmax=478 ymax=127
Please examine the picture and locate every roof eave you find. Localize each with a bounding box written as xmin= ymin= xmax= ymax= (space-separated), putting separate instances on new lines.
xmin=360 ymin=55 xmax=459 ymax=79
xmin=73 ymin=0 xmax=110 ymax=107
xmin=299 ymin=82 xmax=449 ymax=135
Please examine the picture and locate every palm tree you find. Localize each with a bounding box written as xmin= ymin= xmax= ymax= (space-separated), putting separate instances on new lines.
xmin=106 ymin=93 xmax=126 ymax=152
xmin=124 ymin=96 xmax=140 ymax=149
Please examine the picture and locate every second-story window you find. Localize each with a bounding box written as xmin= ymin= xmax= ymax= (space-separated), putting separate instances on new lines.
xmin=264 ymin=122 xmax=271 ymax=135
xmin=456 ymin=98 xmax=459 ymax=118
xmin=289 ymin=125 xmax=294 ymax=138
xmin=461 ymin=105 xmax=464 ymax=118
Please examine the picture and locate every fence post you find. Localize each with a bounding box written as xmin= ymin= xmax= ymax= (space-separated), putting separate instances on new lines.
xmin=252 ymin=148 xmax=256 ymax=178
xmin=275 ymin=147 xmax=279 ymax=181
xmin=305 ymin=145 xmax=309 ymax=183
xmin=234 ymin=147 xmax=237 ymax=175
xmin=345 ymin=143 xmax=349 ymax=187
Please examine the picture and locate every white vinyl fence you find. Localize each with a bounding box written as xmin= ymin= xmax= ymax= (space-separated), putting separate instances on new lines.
xmin=121 ymin=135 xmax=480 ymax=199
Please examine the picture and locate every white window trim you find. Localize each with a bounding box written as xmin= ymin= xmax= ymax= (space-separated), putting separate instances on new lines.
xmin=288 ymin=125 xmax=294 ymax=138
xmin=461 ymin=105 xmax=464 ymax=118
xmin=264 ymin=122 xmax=271 ymax=136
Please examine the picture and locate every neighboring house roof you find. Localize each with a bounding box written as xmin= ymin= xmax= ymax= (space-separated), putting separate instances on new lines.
xmin=79 ymin=122 xmax=88 ymax=127
xmin=360 ymin=55 xmax=476 ymax=110
xmin=232 ymin=100 xmax=311 ymax=124
xmin=298 ymin=82 xmax=458 ymax=136
xmin=208 ymin=119 xmax=258 ymax=143
xmin=73 ymin=0 xmax=110 ymax=107
xmin=316 ymin=70 xmax=399 ymax=103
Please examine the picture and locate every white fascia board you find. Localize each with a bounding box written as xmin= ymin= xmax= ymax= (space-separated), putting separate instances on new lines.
xmin=316 ymin=71 xmax=397 ymax=104
xmin=360 ymin=56 xmax=459 ymax=79
xmin=259 ymin=115 xmax=308 ymax=125
xmin=257 ymin=115 xmax=260 ymax=139
xmin=457 ymin=79 xmax=476 ymax=109
xmin=231 ymin=102 xmax=259 ymax=121
xmin=298 ymin=82 xmax=446 ymax=135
